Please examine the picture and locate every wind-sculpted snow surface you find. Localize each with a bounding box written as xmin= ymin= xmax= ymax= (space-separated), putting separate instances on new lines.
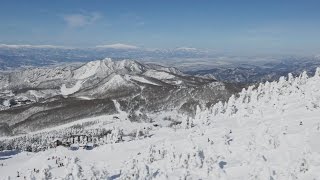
xmin=1 ymin=69 xmax=320 ymax=179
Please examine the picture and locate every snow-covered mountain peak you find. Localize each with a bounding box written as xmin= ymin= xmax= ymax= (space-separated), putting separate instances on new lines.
xmin=73 ymin=60 xmax=102 ymax=79
xmin=101 ymin=58 xmax=145 ymax=73
xmin=73 ymin=58 xmax=146 ymax=80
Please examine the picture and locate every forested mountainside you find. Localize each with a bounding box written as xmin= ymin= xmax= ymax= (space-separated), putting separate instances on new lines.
xmin=0 ymin=58 xmax=239 ymax=136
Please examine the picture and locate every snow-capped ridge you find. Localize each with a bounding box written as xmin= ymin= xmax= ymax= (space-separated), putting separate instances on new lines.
xmin=73 ymin=58 xmax=146 ymax=79
xmin=144 ymin=63 xmax=184 ymax=75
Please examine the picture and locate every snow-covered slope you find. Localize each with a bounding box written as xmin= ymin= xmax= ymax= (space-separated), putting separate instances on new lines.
xmin=73 ymin=58 xmax=146 ymax=80
xmin=60 ymin=81 xmax=83 ymax=96
xmin=1 ymin=69 xmax=320 ymax=179
xmin=0 ymin=58 xmax=234 ymax=135
xmin=144 ymin=69 xmax=176 ymax=80
xmin=0 ymin=58 xmax=207 ymax=105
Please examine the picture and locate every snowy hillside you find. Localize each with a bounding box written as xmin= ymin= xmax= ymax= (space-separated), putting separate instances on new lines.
xmin=1 ymin=69 xmax=320 ymax=179
xmin=0 ymin=58 xmax=237 ymax=136
xmin=0 ymin=58 xmax=213 ymax=109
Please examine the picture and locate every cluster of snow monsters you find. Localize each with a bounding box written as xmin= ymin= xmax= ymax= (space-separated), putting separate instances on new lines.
xmin=118 ymin=68 xmax=320 ymax=179
xmin=0 ymin=126 xmax=126 ymax=152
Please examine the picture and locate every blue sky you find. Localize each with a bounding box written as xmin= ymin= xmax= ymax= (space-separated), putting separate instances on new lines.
xmin=0 ymin=0 xmax=320 ymax=54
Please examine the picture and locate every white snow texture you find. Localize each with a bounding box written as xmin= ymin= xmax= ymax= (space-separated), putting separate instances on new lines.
xmin=1 ymin=68 xmax=320 ymax=179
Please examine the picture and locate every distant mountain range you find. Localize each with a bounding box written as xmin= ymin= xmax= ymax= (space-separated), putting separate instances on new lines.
xmin=0 ymin=44 xmax=209 ymax=70
xmin=188 ymin=56 xmax=320 ymax=83
xmin=1 ymin=45 xmax=320 ymax=84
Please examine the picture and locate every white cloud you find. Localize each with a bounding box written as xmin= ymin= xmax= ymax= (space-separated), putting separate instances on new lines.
xmin=95 ymin=43 xmax=139 ymax=49
xmin=63 ymin=12 xmax=101 ymax=28
xmin=175 ymin=47 xmax=197 ymax=51
xmin=0 ymin=44 xmax=69 ymax=49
